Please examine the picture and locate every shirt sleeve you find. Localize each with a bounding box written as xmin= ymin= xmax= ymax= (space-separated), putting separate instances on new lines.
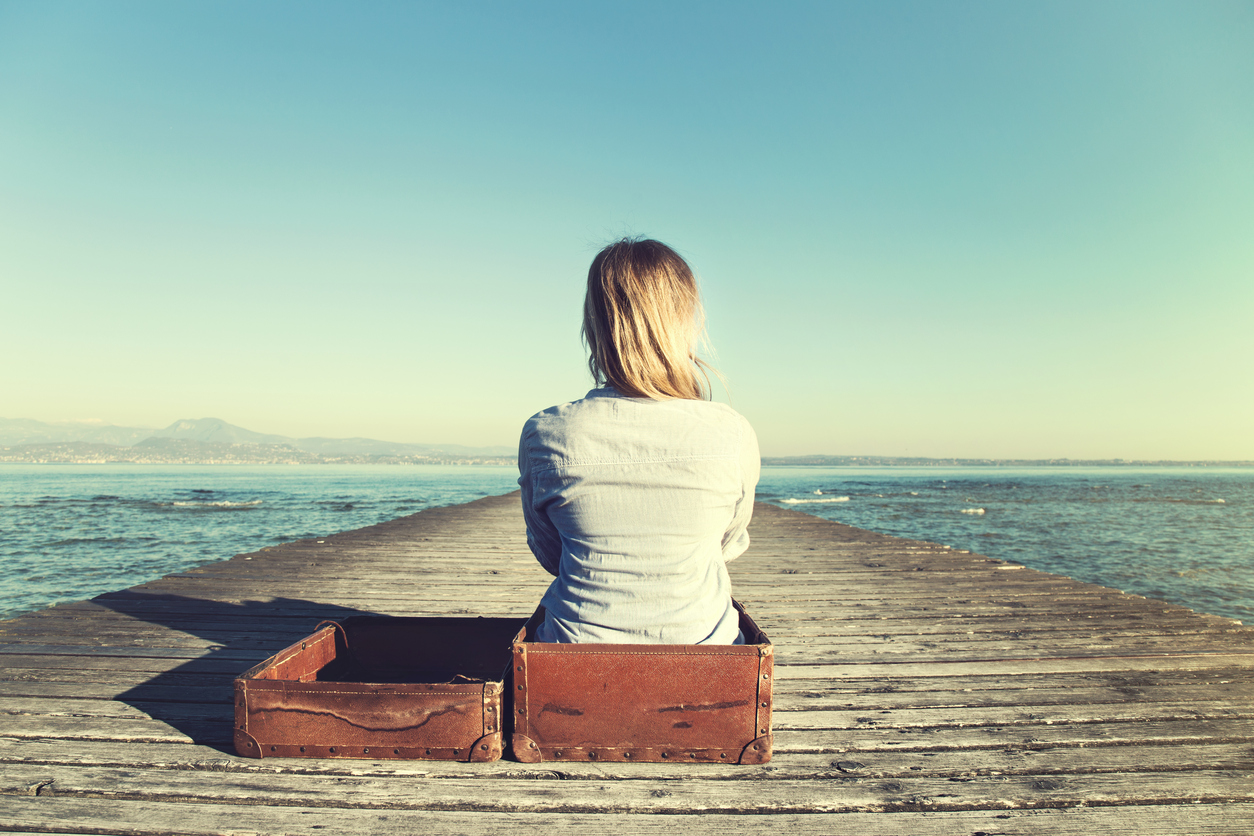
xmin=518 ymin=422 xmax=562 ymax=576
xmin=721 ymin=416 xmax=761 ymax=562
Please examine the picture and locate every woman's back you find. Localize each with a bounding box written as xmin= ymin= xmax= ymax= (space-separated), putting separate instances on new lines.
xmin=519 ymin=386 xmax=759 ymax=643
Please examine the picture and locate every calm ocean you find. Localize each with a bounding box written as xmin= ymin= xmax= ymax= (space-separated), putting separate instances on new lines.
xmin=1 ymin=464 xmax=1250 ymax=624
xmin=757 ymin=466 xmax=1253 ymax=624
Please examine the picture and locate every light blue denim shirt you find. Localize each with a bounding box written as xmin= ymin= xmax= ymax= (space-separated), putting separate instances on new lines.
xmin=518 ymin=386 xmax=760 ymax=644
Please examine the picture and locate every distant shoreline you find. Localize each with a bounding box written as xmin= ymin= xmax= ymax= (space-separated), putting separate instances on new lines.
xmin=6 ymin=417 xmax=1248 ymax=468
xmin=0 ymin=444 xmax=514 ymax=467
xmin=1 ymin=445 xmax=1249 ymax=468
xmin=761 ymin=457 xmax=1254 ymax=468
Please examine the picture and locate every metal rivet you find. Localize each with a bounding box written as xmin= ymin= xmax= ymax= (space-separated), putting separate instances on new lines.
xmin=518 ymin=708 xmax=525 ymax=714
xmin=329 ymin=747 xmax=336 ymax=753
xmin=517 ymin=665 xmax=523 ymax=671
xmin=481 ymin=744 xmax=489 ymax=751
xmin=270 ymin=746 xmax=276 ymax=752
xmin=624 ymin=752 xmax=632 ymax=758
xmin=661 ymin=752 xmax=669 ymax=758
xmin=529 ymin=742 xmax=537 ymax=749
xmin=425 ymin=749 xmax=432 ymax=755
xmin=762 ymin=673 xmax=769 ymax=679
xmin=518 ymin=684 xmax=524 ymax=689
xmin=554 ymin=751 xmax=563 ymax=757
xmin=299 ymin=747 xmax=306 ymax=753
xmin=393 ymin=749 xmax=400 ymax=755
xmin=363 ymin=748 xmax=369 ymax=754
xmin=719 ymin=753 xmax=727 ymax=759
xmin=588 ymin=752 xmax=597 ymax=759
xmin=761 ymin=701 xmax=768 ymax=707
xmin=302 ymin=642 xmax=307 ymax=649
xmin=453 ymin=749 xmax=460 ymax=755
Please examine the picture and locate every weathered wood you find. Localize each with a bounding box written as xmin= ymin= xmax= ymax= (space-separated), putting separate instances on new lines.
xmin=5 ymin=763 xmax=1254 ymax=813
xmin=1 ymin=491 xmax=1253 ymax=835
xmin=2 ymin=796 xmax=1253 ymax=836
xmin=778 ymin=654 xmax=1254 ymax=678
xmin=3 ymin=737 xmax=1252 ymax=781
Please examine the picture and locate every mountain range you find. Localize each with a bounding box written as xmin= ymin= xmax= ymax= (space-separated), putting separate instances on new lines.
xmin=2 ymin=418 xmax=1247 ymax=468
xmin=0 ymin=417 xmax=514 ymax=464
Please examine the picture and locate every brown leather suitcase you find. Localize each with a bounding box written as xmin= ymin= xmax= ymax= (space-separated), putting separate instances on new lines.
xmin=510 ymin=601 xmax=774 ymax=764
xmin=234 ymin=615 xmax=523 ymax=762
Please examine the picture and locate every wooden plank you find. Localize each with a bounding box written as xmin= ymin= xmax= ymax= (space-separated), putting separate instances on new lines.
xmin=3 ymin=738 xmax=1252 ymax=781
xmin=4 ymin=763 xmax=1254 ymax=814
xmin=778 ymin=654 xmax=1254 ymax=678
xmin=8 ymin=602 xmax=1241 ymax=637
xmin=0 ymin=654 xmax=245 ymax=674
xmin=2 ymin=796 xmax=1253 ymax=836
xmin=7 ymin=630 xmax=1249 ymax=665
xmin=13 ymin=606 xmax=1237 ymax=633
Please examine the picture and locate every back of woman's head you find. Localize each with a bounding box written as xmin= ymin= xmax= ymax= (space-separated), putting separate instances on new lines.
xmin=582 ymin=237 xmax=712 ymax=401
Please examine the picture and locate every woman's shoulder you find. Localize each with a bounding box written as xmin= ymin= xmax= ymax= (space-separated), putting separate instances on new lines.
xmin=520 ymin=389 xmax=757 ymax=474
xmin=522 ymin=388 xmax=753 ymax=443
xmin=523 ymin=388 xmax=613 ymax=428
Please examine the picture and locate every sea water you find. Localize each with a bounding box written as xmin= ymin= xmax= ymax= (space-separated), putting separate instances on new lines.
xmin=758 ymin=466 xmax=1253 ymax=624
xmin=0 ymin=465 xmax=520 ymax=621
xmin=1 ymin=464 xmax=1251 ymax=624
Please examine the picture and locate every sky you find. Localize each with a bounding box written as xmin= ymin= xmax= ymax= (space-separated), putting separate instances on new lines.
xmin=2 ymin=1 xmax=1251 ymax=460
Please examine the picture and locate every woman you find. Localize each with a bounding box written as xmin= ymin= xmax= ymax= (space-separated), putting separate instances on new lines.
xmin=518 ymin=238 xmax=760 ymax=644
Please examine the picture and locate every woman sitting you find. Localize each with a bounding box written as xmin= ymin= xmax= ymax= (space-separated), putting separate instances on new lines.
xmin=518 ymin=238 xmax=760 ymax=644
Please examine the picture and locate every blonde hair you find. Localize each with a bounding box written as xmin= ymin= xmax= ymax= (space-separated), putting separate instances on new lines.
xmin=582 ymin=238 xmax=713 ymax=400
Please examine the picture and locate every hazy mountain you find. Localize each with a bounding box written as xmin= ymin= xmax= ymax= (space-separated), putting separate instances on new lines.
xmin=0 ymin=418 xmax=153 ymax=447
xmin=0 ymin=417 xmax=513 ymax=458
xmin=150 ymin=418 xmax=293 ymax=446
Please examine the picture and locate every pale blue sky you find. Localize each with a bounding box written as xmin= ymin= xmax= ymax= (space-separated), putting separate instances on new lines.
xmin=2 ymin=1 xmax=1251 ymax=459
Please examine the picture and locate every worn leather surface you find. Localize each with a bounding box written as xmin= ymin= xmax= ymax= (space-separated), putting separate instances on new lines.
xmin=235 ymin=616 xmax=521 ymax=762
xmin=510 ymin=602 xmax=774 ymax=764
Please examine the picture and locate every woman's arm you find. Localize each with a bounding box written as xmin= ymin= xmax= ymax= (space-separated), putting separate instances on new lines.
xmin=722 ymin=417 xmax=761 ymax=562
xmin=519 ymin=423 xmax=563 ymax=576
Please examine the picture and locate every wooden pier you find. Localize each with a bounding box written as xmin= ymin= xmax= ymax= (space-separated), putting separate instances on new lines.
xmin=2 ymin=492 xmax=1252 ymax=834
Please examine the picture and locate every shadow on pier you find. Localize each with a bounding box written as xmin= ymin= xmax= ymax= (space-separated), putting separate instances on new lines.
xmin=97 ymin=591 xmax=378 ymax=753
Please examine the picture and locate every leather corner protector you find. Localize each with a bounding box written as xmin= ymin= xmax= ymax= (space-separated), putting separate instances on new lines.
xmin=469 ymin=732 xmax=504 ymax=762
xmin=511 ymin=733 xmax=543 ymax=763
xmin=738 ymin=734 xmax=773 ymax=765
xmin=234 ymin=728 xmax=264 ymax=759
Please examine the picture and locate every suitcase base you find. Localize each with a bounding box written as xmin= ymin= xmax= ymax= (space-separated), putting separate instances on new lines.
xmin=509 ymin=601 xmax=774 ymax=764
xmin=234 ymin=616 xmax=524 ymax=762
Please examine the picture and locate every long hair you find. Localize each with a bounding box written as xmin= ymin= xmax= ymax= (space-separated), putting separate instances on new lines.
xmin=582 ymin=238 xmax=713 ymax=400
